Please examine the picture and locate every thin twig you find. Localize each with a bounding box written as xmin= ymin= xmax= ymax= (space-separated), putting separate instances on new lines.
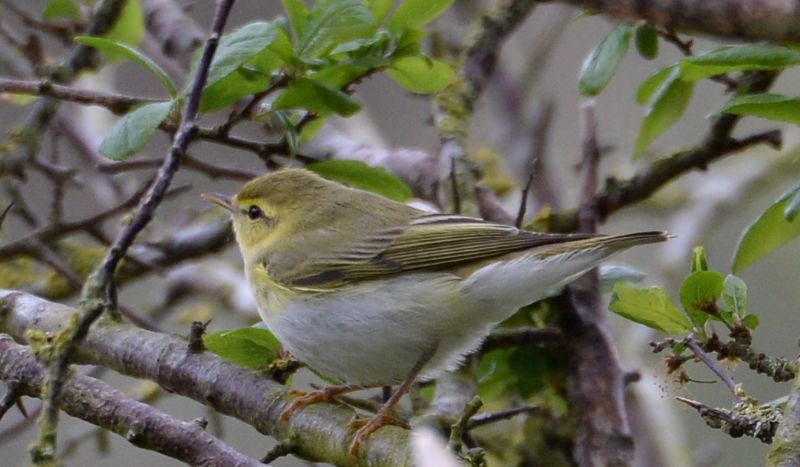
xmin=0 ymin=78 xmax=158 ymax=113
xmin=467 ymin=405 xmax=540 ymax=429
xmin=515 ymin=172 xmax=534 ymax=228
xmin=684 ymin=338 xmax=740 ymax=399
xmin=480 ymin=327 xmax=563 ymax=352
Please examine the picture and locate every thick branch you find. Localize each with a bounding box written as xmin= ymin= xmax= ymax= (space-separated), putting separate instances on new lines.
xmin=556 ymin=103 xmax=633 ymax=467
xmin=768 ymin=360 xmax=800 ymax=466
xmin=553 ymin=0 xmax=800 ymax=43
xmin=0 ymin=291 xmax=412 ymax=466
xmin=0 ymin=337 xmax=261 ymax=467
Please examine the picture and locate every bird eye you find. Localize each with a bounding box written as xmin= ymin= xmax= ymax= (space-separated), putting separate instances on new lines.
xmin=247 ymin=205 xmax=262 ymax=220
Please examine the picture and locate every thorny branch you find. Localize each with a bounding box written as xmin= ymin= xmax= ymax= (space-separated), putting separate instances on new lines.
xmin=31 ymin=1 xmax=238 ymax=462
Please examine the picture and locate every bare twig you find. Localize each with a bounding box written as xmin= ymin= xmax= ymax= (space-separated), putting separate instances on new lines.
xmin=0 ymin=78 xmax=158 ymax=113
xmin=467 ymin=405 xmax=541 ymax=429
xmin=676 ymin=396 xmax=779 ymax=444
xmin=480 ymin=326 xmax=563 ymax=352
xmin=684 ymin=338 xmax=740 ymax=399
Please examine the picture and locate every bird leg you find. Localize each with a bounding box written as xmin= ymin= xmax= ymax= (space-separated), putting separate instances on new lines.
xmin=279 ymin=383 xmax=370 ymax=424
xmin=347 ymin=351 xmax=433 ymax=458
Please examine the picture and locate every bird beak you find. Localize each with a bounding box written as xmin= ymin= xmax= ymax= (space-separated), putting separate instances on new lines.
xmin=201 ymin=193 xmax=235 ymax=212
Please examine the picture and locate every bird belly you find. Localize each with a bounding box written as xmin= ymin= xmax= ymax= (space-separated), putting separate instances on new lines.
xmin=259 ymin=272 xmax=492 ymax=385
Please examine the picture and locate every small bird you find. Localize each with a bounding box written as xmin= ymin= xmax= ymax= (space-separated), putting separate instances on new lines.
xmin=204 ymin=168 xmax=667 ymax=456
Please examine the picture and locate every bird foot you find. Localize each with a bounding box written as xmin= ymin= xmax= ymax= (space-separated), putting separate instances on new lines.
xmin=279 ymin=385 xmax=364 ymax=425
xmin=347 ymin=411 xmax=409 ymax=458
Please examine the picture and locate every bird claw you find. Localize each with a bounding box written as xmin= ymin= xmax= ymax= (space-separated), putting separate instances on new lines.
xmin=347 ymin=412 xmax=409 ymax=458
xmin=279 ymin=385 xmax=366 ymax=425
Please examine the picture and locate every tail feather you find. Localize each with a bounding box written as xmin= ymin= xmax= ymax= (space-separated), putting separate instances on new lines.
xmin=596 ymin=230 xmax=671 ymax=249
xmin=462 ymin=230 xmax=670 ymax=313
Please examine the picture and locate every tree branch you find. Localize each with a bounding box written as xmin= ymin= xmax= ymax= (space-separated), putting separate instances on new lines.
xmin=556 ymin=101 xmax=634 ymax=466
xmin=768 ymin=360 xmax=800 ymax=465
xmin=0 ymin=290 xmax=412 ymax=465
xmin=0 ymin=78 xmax=157 ymax=113
xmin=548 ymin=71 xmax=780 ymax=232
xmin=0 ymin=336 xmax=261 ymax=466
xmin=552 ymin=0 xmax=800 ymax=43
xmin=434 ymin=0 xmax=539 ymax=216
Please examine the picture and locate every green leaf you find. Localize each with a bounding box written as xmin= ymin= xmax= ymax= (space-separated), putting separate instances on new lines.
xmin=75 ymin=36 xmax=177 ymax=96
xmin=391 ymin=27 xmax=424 ymax=59
xmin=98 ymin=101 xmax=172 ymax=160
xmin=386 ymin=56 xmax=454 ymax=94
xmin=609 ymin=282 xmax=692 ymax=334
xmin=273 ymin=77 xmax=361 ymax=116
xmin=274 ymin=110 xmax=299 ymax=160
xmin=306 ymin=159 xmax=412 ymax=201
xmin=690 ymin=246 xmax=709 ymax=272
xmin=309 ymin=63 xmax=369 ymax=88
xmin=785 ymin=186 xmax=800 ymax=221
xmin=578 ymin=24 xmax=632 ymax=97
xmin=199 ymin=68 xmax=270 ymax=113
xmin=387 ymin=0 xmax=454 ymax=34
xmin=679 ymin=45 xmax=800 ymax=82
xmin=477 ymin=348 xmax=514 ymax=399
xmin=268 ymin=26 xmax=296 ymax=63
xmin=103 ymin=0 xmax=144 ymax=59
xmin=732 ymin=184 xmax=800 ymax=272
xmin=43 ymin=0 xmax=81 ymax=21
xmin=367 ymin=0 xmax=393 ymax=23
xmin=722 ymin=274 xmax=747 ymax=318
xmin=330 ymin=31 xmax=391 ymax=56
xmin=599 ymin=264 xmax=647 ymax=292
xmin=282 ymin=0 xmax=309 ymax=41
xmin=742 ymin=314 xmax=760 ymax=330
xmin=635 ymin=65 xmax=675 ymax=105
xmin=298 ymin=0 xmax=374 ymax=59
xmin=204 ymin=327 xmax=282 ymax=371
xmin=634 ymin=69 xmax=693 ymax=157
xmin=634 ymin=24 xmax=658 ymax=60
xmin=716 ymin=93 xmax=800 ymax=126
xmin=205 ymin=22 xmax=277 ymax=88
xmin=679 ymin=271 xmax=724 ymax=327
xmin=508 ymin=344 xmax=552 ymax=398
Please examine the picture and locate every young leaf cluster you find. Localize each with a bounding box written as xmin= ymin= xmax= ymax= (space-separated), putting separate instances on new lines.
xmin=579 ymin=24 xmax=800 ymax=157
xmin=609 ymin=247 xmax=757 ymax=336
xmin=80 ymin=0 xmax=456 ymax=161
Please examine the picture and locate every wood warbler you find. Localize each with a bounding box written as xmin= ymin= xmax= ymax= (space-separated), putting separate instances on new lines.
xmin=204 ymin=168 xmax=668 ymax=456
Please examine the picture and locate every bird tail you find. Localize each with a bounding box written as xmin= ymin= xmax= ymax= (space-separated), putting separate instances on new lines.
xmin=461 ymin=230 xmax=670 ymax=314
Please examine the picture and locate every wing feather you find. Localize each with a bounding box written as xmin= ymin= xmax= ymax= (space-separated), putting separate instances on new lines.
xmin=278 ymin=214 xmax=595 ymax=289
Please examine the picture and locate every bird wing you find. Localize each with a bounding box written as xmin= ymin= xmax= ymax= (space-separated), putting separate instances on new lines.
xmin=266 ymin=213 xmax=596 ymax=290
